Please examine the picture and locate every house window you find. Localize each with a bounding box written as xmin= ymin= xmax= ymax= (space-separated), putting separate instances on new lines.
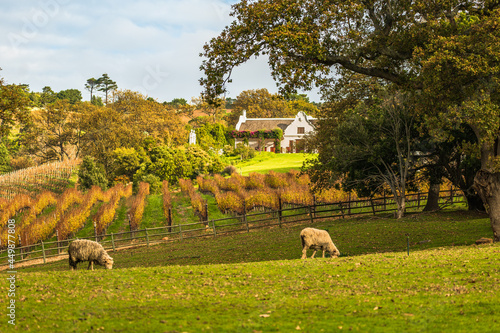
xmin=297 ymin=127 xmax=305 ymax=134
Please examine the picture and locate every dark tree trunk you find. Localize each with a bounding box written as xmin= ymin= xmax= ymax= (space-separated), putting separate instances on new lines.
xmin=474 ymin=170 xmax=500 ymax=242
xmin=464 ymin=190 xmax=486 ymax=212
xmin=423 ymin=183 xmax=440 ymax=211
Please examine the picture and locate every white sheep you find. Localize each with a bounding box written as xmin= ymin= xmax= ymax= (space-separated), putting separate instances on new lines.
xmin=68 ymin=239 xmax=114 ymax=270
xmin=300 ymin=227 xmax=340 ymax=259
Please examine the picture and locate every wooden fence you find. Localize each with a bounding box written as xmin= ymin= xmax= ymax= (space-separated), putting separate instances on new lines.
xmin=0 ymin=188 xmax=465 ymax=266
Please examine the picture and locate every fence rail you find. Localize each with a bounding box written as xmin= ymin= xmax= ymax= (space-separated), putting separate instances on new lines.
xmin=0 ymin=188 xmax=466 ymax=266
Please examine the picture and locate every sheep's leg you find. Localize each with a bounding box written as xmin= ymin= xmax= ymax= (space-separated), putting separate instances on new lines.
xmin=311 ymin=250 xmax=317 ymax=258
xmin=88 ymin=261 xmax=94 ymax=270
xmin=322 ymin=250 xmax=326 ymax=258
xmin=301 ymin=246 xmax=308 ymax=259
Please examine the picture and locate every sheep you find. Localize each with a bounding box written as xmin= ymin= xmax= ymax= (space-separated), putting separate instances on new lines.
xmin=68 ymin=239 xmax=114 ymax=270
xmin=300 ymin=227 xmax=340 ymax=259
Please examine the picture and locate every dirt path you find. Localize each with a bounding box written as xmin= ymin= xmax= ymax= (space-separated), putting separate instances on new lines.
xmin=0 ymin=254 xmax=68 ymax=271
xmin=0 ymin=240 xmax=168 ymax=271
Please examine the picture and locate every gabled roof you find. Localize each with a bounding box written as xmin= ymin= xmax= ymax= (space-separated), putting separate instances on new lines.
xmin=235 ymin=111 xmax=317 ymax=132
xmin=238 ymin=119 xmax=293 ymax=132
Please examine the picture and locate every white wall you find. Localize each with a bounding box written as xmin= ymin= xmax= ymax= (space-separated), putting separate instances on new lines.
xmin=281 ymin=112 xmax=315 ymax=152
xmin=234 ymin=111 xmax=316 ymax=153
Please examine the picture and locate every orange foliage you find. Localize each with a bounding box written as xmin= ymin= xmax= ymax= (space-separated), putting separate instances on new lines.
xmin=129 ymin=182 xmax=150 ymax=230
xmin=93 ymin=183 xmax=133 ymax=234
xmin=179 ymin=178 xmax=207 ymax=220
xmin=162 ymin=180 xmax=172 ymax=220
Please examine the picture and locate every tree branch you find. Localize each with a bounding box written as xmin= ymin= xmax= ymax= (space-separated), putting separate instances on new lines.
xmin=320 ymin=54 xmax=419 ymax=88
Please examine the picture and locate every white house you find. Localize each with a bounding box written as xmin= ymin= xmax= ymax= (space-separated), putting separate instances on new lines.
xmin=234 ymin=111 xmax=317 ymax=153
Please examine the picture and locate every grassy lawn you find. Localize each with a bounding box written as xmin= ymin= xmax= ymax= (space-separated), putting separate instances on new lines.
xmin=9 ymin=242 xmax=500 ymax=332
xmin=5 ymin=208 xmax=500 ymax=332
xmin=235 ymin=152 xmax=313 ymax=175
xmin=4 ymin=156 xmax=500 ymax=332
xmin=17 ymin=209 xmax=492 ymax=271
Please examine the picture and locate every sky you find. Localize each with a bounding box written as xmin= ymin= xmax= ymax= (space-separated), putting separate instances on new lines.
xmin=0 ymin=0 xmax=320 ymax=103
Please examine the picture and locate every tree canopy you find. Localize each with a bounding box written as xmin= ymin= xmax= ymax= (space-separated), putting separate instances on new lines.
xmin=0 ymin=76 xmax=30 ymax=143
xmin=200 ymin=0 xmax=500 ymax=239
xmin=22 ymin=99 xmax=80 ymax=162
xmin=96 ymin=73 xmax=118 ymax=105
xmin=56 ymin=89 xmax=82 ymax=104
xmin=79 ymin=90 xmax=187 ymax=177
xmin=307 ymin=90 xmax=418 ymax=218
xmin=201 ymin=0 xmax=426 ymax=100
xmin=224 ymin=88 xmax=318 ymax=126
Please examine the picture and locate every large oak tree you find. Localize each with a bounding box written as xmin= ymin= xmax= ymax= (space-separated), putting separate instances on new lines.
xmin=0 ymin=75 xmax=30 ymax=143
xmin=200 ymin=0 xmax=500 ymax=240
xmin=229 ymin=88 xmax=294 ymax=126
xmin=82 ymin=90 xmax=187 ymax=177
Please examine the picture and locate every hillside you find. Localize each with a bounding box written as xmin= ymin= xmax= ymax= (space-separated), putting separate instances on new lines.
xmin=4 ymin=164 xmax=499 ymax=332
xmin=17 ymin=209 xmax=491 ymax=272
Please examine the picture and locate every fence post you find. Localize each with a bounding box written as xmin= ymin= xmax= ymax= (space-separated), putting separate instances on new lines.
xmin=212 ymin=220 xmax=216 ymax=237
xmin=243 ymin=201 xmax=249 ymax=232
xmin=56 ymin=230 xmax=61 ymax=254
xmin=111 ymin=233 xmax=116 ymax=252
xmin=348 ymin=193 xmax=352 ymax=215
xmin=128 ymin=214 xmax=134 ymax=238
xmin=450 ymin=186 xmax=454 ymax=203
xmin=417 ymin=192 xmax=421 ymax=209
xmin=145 ymin=228 xmax=149 ymax=246
xmin=41 ymin=241 xmax=46 ymax=264
xmin=17 ymin=234 xmax=22 ymax=260
xmin=204 ymin=203 xmax=209 ymax=226
xmin=168 ymin=208 xmax=173 ymax=233
xmin=179 ymin=223 xmax=183 ymax=241
xmin=309 ymin=205 xmax=314 ymax=224
xmin=278 ymin=197 xmax=282 ymax=228
xmin=406 ymin=234 xmax=410 ymax=256
xmin=370 ymin=198 xmax=376 ymax=215
xmin=312 ymin=194 xmax=316 ymax=219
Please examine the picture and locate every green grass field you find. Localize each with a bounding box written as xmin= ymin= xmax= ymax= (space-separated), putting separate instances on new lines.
xmin=7 ymin=242 xmax=500 ymax=332
xmin=235 ymin=152 xmax=312 ymax=175
xmin=2 ymin=152 xmax=500 ymax=332
xmin=5 ymin=208 xmax=500 ymax=332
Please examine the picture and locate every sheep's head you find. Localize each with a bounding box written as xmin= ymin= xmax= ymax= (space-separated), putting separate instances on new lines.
xmin=328 ymin=244 xmax=340 ymax=258
xmin=103 ymin=256 xmax=114 ymax=269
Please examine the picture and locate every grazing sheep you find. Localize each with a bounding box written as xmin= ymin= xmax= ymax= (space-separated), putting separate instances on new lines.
xmin=68 ymin=239 xmax=114 ymax=270
xmin=300 ymin=227 xmax=340 ymax=259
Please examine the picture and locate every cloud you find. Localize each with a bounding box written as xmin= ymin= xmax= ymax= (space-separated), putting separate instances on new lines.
xmin=0 ymin=0 xmax=320 ymax=103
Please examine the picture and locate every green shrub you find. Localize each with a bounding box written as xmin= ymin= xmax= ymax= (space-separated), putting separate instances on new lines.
xmin=0 ymin=143 xmax=11 ymax=174
xmin=234 ymin=143 xmax=255 ymax=160
xmin=78 ymin=156 xmax=108 ymax=190
xmin=195 ymin=123 xmax=229 ymax=151
xmin=222 ymin=144 xmax=234 ymax=156
xmin=134 ymin=173 xmax=162 ymax=194
xmin=112 ymin=147 xmax=146 ymax=181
